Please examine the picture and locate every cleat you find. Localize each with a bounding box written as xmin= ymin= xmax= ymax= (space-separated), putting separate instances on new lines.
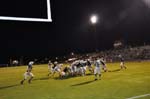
xmin=28 ymin=80 xmax=31 ymax=84
xmin=20 ymin=80 xmax=24 ymax=85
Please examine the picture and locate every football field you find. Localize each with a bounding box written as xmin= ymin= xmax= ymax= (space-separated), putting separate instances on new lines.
xmin=0 ymin=61 xmax=150 ymax=99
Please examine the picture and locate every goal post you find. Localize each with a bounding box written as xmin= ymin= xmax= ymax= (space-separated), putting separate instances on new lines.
xmin=0 ymin=0 xmax=52 ymax=22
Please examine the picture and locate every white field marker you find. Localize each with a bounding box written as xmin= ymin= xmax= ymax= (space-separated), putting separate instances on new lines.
xmin=126 ymin=94 xmax=150 ymax=99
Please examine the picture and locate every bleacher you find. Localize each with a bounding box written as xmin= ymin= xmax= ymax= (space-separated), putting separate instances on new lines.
xmin=86 ymin=45 xmax=150 ymax=62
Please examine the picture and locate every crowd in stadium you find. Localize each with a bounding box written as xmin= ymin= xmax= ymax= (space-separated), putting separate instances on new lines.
xmin=4 ymin=45 xmax=150 ymax=68
xmin=86 ymin=45 xmax=150 ymax=62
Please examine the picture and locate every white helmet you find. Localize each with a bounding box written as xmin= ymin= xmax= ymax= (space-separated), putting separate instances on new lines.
xmin=29 ymin=61 xmax=34 ymax=65
xmin=54 ymin=61 xmax=58 ymax=64
xmin=49 ymin=60 xmax=51 ymax=63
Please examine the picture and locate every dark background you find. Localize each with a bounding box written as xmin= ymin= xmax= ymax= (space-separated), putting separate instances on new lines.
xmin=0 ymin=0 xmax=150 ymax=63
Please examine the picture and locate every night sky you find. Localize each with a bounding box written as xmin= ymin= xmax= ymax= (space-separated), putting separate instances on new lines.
xmin=0 ymin=0 xmax=150 ymax=63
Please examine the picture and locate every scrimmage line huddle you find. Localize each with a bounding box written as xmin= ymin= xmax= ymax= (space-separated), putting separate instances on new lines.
xmin=20 ymin=57 xmax=127 ymax=84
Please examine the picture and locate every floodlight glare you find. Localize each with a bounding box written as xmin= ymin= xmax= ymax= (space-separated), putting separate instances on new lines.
xmin=90 ymin=15 xmax=98 ymax=24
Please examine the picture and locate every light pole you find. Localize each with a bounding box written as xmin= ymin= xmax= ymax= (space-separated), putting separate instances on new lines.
xmin=90 ymin=15 xmax=98 ymax=51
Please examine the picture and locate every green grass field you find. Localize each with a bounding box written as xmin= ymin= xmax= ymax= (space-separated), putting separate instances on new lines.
xmin=0 ymin=61 xmax=150 ymax=99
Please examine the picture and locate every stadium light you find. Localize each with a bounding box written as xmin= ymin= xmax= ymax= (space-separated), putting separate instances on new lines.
xmin=90 ymin=14 xmax=99 ymax=49
xmin=90 ymin=15 xmax=98 ymax=24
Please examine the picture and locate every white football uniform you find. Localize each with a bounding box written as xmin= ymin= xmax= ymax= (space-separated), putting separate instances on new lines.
xmin=24 ymin=71 xmax=34 ymax=79
xmin=53 ymin=64 xmax=63 ymax=72
xmin=48 ymin=62 xmax=53 ymax=72
xmin=94 ymin=60 xmax=101 ymax=75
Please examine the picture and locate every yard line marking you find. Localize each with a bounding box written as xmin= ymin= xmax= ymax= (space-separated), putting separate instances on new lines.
xmin=126 ymin=94 xmax=150 ymax=99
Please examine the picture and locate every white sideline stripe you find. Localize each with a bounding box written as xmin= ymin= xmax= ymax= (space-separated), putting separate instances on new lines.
xmin=0 ymin=0 xmax=52 ymax=22
xmin=126 ymin=94 xmax=150 ymax=99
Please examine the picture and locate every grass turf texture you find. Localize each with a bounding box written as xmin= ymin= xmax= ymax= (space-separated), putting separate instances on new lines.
xmin=0 ymin=61 xmax=150 ymax=99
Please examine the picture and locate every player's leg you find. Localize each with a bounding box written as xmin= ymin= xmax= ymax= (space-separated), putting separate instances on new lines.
xmin=120 ymin=62 xmax=123 ymax=69
xmin=28 ymin=73 xmax=34 ymax=84
xmin=20 ymin=72 xmax=28 ymax=84
xmin=71 ymin=68 xmax=74 ymax=76
xmin=28 ymin=77 xmax=33 ymax=84
xmin=89 ymin=66 xmax=94 ymax=74
xmin=98 ymin=74 xmax=101 ymax=79
xmin=94 ymin=68 xmax=98 ymax=80
xmin=51 ymin=68 xmax=56 ymax=77
xmin=80 ymin=67 xmax=84 ymax=76
xmin=47 ymin=67 xmax=53 ymax=76
xmin=97 ymin=68 xmax=101 ymax=80
xmin=47 ymin=72 xmax=51 ymax=76
xmin=83 ymin=66 xmax=87 ymax=76
xmin=123 ymin=63 xmax=127 ymax=69
xmin=20 ymin=78 xmax=26 ymax=84
xmin=103 ymin=65 xmax=107 ymax=72
xmin=47 ymin=69 xmax=52 ymax=76
xmin=57 ymin=69 xmax=62 ymax=79
xmin=60 ymin=71 xmax=65 ymax=79
xmin=95 ymin=74 xmax=98 ymax=80
xmin=74 ymin=66 xmax=77 ymax=76
xmin=124 ymin=65 xmax=127 ymax=69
